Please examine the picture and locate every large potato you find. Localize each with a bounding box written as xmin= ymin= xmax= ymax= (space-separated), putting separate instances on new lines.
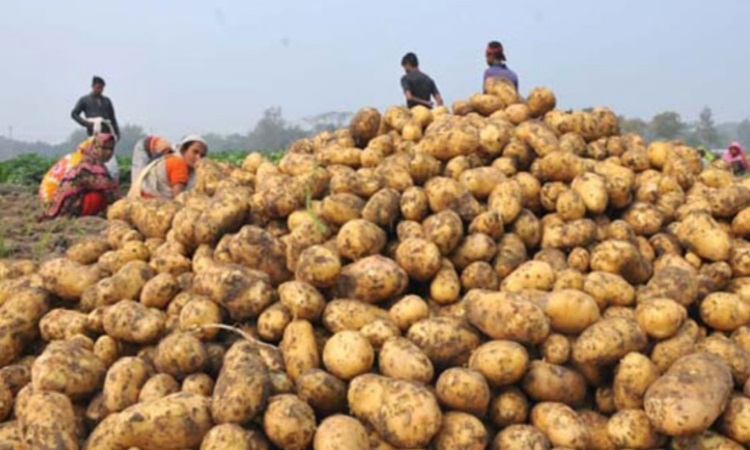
xmin=530 ymin=402 xmax=589 ymax=449
xmin=379 ymin=337 xmax=434 ymax=384
xmin=395 ymin=238 xmax=442 ymax=281
xmin=406 ymin=317 xmax=481 ymax=367
xmin=212 ymin=341 xmax=270 ymax=424
xmin=322 ymin=330 xmax=374 ymax=380
xmin=572 ymin=317 xmax=647 ymax=365
xmin=433 ymin=412 xmax=488 ymax=450
xmin=313 ymin=415 xmax=369 ymax=450
xmin=334 ymin=255 xmax=408 ymax=304
xmin=296 ymin=369 xmax=347 ymax=417
xmin=193 ymin=262 xmax=276 ymax=321
xmin=465 ymin=290 xmax=550 ymax=345
xmin=613 ymin=352 xmax=660 ymax=410
xmin=102 ymin=300 xmax=165 ymax=344
xmin=607 ymin=409 xmax=665 ymax=449
xmin=522 ymin=361 xmax=587 ymax=406
xmin=336 ymin=219 xmax=387 ymax=260
xmin=540 ymin=289 xmax=601 ymax=335
xmin=32 ymin=340 xmax=106 ymax=399
xmin=644 ymin=352 xmax=733 ymax=436
xmin=102 ymin=357 xmax=153 ymax=412
xmin=18 ymin=391 xmax=78 ymax=450
xmin=468 ymin=340 xmax=529 ymax=387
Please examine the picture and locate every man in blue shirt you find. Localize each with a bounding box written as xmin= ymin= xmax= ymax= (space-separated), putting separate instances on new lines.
xmin=484 ymin=41 xmax=519 ymax=90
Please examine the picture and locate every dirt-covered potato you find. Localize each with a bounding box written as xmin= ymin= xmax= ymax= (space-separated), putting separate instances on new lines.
xmin=336 ymin=219 xmax=387 ymax=260
xmin=200 ymin=423 xmax=271 ymax=450
xmin=193 ymin=262 xmax=276 ymax=321
xmin=644 ymin=352 xmax=733 ymax=436
xmin=435 ymin=368 xmax=490 ymax=417
xmin=395 ymin=238 xmax=442 ymax=281
xmin=66 ymin=238 xmax=111 ymax=265
xmin=39 ymin=308 xmax=87 ymax=341
xmin=178 ymin=296 xmax=223 ymax=340
xmin=501 ymin=260 xmax=556 ymax=292
xmin=102 ymin=356 xmax=153 ymax=412
xmin=18 ymin=391 xmax=78 ymax=450
xmin=430 ymin=259 xmax=462 ymax=305
xmin=322 ymin=330 xmax=374 ymax=380
xmin=348 ymin=374 xmax=442 ymax=448
xmin=388 ymin=295 xmax=430 ymax=331
xmin=281 ymin=320 xmax=320 ymax=382
xmin=423 ymin=210 xmax=465 ymax=255
xmin=32 ymin=340 xmax=106 ymax=399
xmin=530 ymin=402 xmax=589 ymax=449
xmin=334 ymin=255 xmax=408 ymax=304
xmin=295 ymin=245 xmax=342 ymax=288
xmin=379 ymin=337 xmax=434 ymax=384
xmin=263 ymin=394 xmax=316 ymax=450
xmin=700 ymin=292 xmax=750 ymax=332
xmin=295 ymin=369 xmax=347 ymax=417
xmin=607 ymin=409 xmax=665 ymax=449
xmin=313 ymin=414 xmax=369 ymax=450
xmin=212 ymin=341 xmax=270 ymax=425
xmin=522 ymin=360 xmax=587 ymax=406
xmin=612 ymin=352 xmax=660 ymax=410
xmin=433 ymin=411 xmax=489 ymax=450
xmin=182 ymin=373 xmax=214 ymax=396
xmin=407 ymin=317 xmax=481 ymax=367
xmin=138 ymin=373 xmax=180 ymax=403
xmin=572 ymin=317 xmax=647 ymax=365
xmin=491 ymin=424 xmax=550 ymax=450
xmin=139 ymin=272 xmax=180 ymax=309
xmin=153 ymin=332 xmax=207 ymax=379
xmin=468 ymin=340 xmax=529 ymax=388
xmin=102 ymin=300 xmax=165 ymax=344
xmin=465 ymin=290 xmax=550 ymax=345
xmin=39 ymin=258 xmax=105 ymax=302
xmin=677 ymin=211 xmax=732 ymax=261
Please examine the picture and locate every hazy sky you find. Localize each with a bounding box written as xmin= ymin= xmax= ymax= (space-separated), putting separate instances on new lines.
xmin=0 ymin=0 xmax=748 ymax=143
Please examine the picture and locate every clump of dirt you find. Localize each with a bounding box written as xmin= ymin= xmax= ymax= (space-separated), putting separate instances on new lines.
xmin=0 ymin=184 xmax=107 ymax=260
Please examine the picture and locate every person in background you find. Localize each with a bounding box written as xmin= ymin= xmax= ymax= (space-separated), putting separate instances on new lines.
xmin=400 ymin=52 xmax=443 ymax=109
xmin=134 ymin=135 xmax=208 ymax=199
xmin=697 ymin=146 xmax=716 ymax=167
xmin=483 ymin=40 xmax=519 ymax=90
xmin=722 ymin=141 xmax=749 ymax=176
xmin=40 ymin=133 xmax=118 ymax=219
xmin=71 ymin=76 xmax=120 ymax=138
xmin=130 ymin=136 xmax=175 ymax=185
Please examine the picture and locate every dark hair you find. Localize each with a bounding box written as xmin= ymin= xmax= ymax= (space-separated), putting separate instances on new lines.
xmin=487 ymin=41 xmax=506 ymax=61
xmin=401 ymin=52 xmax=419 ymax=67
xmin=92 ymin=76 xmax=106 ymax=87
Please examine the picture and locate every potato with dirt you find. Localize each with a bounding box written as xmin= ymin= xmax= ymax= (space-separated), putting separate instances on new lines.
xmin=295 ymin=369 xmax=347 ymax=417
xmin=433 ymin=411 xmax=488 ymax=450
xmin=348 ymin=374 xmax=442 ymax=448
xmin=465 ymin=290 xmax=550 ymax=345
xmin=522 ymin=360 xmax=587 ymax=406
xmin=193 ymin=262 xmax=276 ymax=321
xmin=313 ymin=414 xmax=369 ymax=450
xmin=200 ymin=423 xmax=271 ymax=450
xmin=281 ymin=320 xmax=320 ymax=382
xmin=612 ymin=352 xmax=660 ymax=410
xmin=18 ymin=391 xmax=78 ymax=450
xmin=336 ymin=219 xmax=387 ymax=261
xmin=102 ymin=300 xmax=165 ymax=344
xmin=530 ymin=402 xmax=589 ymax=449
xmin=153 ymin=332 xmax=208 ymax=379
xmin=334 ymin=255 xmax=408 ymax=304
xmin=607 ymin=409 xmax=666 ymax=449
xmin=322 ymin=330 xmax=374 ymax=380
xmin=469 ymin=340 xmax=529 ymax=388
xmin=84 ymin=260 xmax=155 ymax=309
xmin=102 ymin=356 xmax=153 ymax=412
xmin=378 ymin=336 xmax=434 ymax=384
xmin=433 ymin=368 xmax=490 ymax=417
xmin=32 ymin=339 xmax=106 ymax=399
xmin=295 ymin=245 xmax=341 ymax=288
xmin=405 ymin=316 xmax=480 ymax=368
xmin=212 ymin=341 xmax=270 ymax=425
xmin=572 ymin=317 xmax=647 ymax=365
xmin=676 ymin=211 xmax=733 ymax=262
xmin=263 ymin=394 xmax=316 ymax=450
xmin=644 ymin=352 xmax=733 ymax=436
xmin=39 ymin=257 xmax=105 ymax=301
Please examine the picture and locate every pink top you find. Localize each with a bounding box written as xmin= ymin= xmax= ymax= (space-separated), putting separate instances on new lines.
xmin=722 ymin=142 xmax=748 ymax=171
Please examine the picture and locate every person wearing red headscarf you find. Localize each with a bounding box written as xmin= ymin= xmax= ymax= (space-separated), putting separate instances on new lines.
xmin=483 ymin=40 xmax=519 ymax=90
xmin=42 ymin=133 xmax=119 ymax=219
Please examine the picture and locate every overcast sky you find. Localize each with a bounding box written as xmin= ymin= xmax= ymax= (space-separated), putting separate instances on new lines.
xmin=0 ymin=0 xmax=748 ymax=143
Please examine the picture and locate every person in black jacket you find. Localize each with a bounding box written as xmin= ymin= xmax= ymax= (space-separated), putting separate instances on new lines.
xmin=400 ymin=53 xmax=443 ymax=109
xmin=71 ymin=76 xmax=120 ymax=138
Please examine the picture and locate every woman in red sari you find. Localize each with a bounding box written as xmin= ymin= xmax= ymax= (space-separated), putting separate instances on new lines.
xmin=43 ymin=133 xmax=119 ymax=219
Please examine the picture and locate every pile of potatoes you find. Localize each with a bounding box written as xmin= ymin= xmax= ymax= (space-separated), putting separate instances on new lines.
xmin=4 ymin=80 xmax=750 ymax=449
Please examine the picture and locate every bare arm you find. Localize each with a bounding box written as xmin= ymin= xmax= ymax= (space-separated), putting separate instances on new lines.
xmin=170 ymin=183 xmax=186 ymax=198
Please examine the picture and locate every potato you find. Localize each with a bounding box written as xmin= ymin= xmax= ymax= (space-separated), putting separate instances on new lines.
xmin=539 ymin=289 xmax=601 ymax=335
xmin=102 ymin=356 xmax=153 ymax=412
xmin=501 ymin=260 xmax=556 ymax=292
xmin=295 ymin=245 xmax=342 ymax=288
xmin=275 ymin=281 xmax=325 ymax=323
xmin=468 ymin=340 xmax=529 ymax=387
xmin=0 ymin=364 xmax=31 ymax=397
xmin=281 ymin=320 xmax=320 ymax=382
xmin=650 ymin=320 xmax=701 ymax=372
xmin=612 ymin=352 xmax=660 ymax=410
xmin=295 ymin=369 xmax=347 ymax=417
xmin=193 ymin=262 xmax=276 ymax=321
xmin=322 ymin=330 xmax=374 ymax=380
xmin=399 ymin=186 xmax=429 ymax=221
xmin=488 ymin=388 xmax=529 ymax=429
xmin=719 ymin=395 xmax=750 ymax=444
xmin=39 ymin=308 xmax=87 ymax=341
xmin=153 ymin=332 xmax=207 ymax=379
xmin=407 ymin=317 xmax=481 ymax=367
xmin=395 ymin=238 xmax=442 ymax=281
xmin=201 ymin=423 xmax=271 ymax=450
xmin=639 ymin=265 xmax=698 ymax=307
xmin=360 ymin=318 xmax=400 ymax=350
xmin=138 ymin=373 xmax=180 ymax=403
xmin=491 ymin=425 xmax=550 ymax=450
xmin=465 ymin=290 xmax=550 ymax=345
xmin=539 ymin=333 xmax=571 ymax=365
xmin=633 ymin=297 xmax=686 ymax=340
xmin=105 ymin=392 xmax=213 ymax=450
xmin=66 ymin=237 xmax=111 ymax=265
xmin=583 ymin=271 xmax=635 ymax=309
xmin=430 ymin=259 xmax=462 ymax=305
xmin=39 ymin=258 xmax=105 ymax=301
xmin=348 ymin=374 xmax=442 ymax=448
xmin=530 ymin=402 xmax=589 ymax=449
xmin=336 ymin=219 xmax=387 ymax=260
xmin=607 ymin=409 xmax=665 ymax=449
xmin=579 ymin=409 xmax=616 ymax=450
xmin=488 ymin=179 xmax=523 ymax=224
xmin=522 ymin=361 xmax=587 ymax=406
xmin=314 ymin=415 xmax=369 ymax=450
xmin=263 ymin=394 xmax=316 ymax=450
xmin=700 ymin=292 xmax=750 ymax=332
xmin=182 ymin=373 xmax=214 ymax=396
xmin=433 ymin=412 xmax=488 ymax=450
xmin=434 ymin=368 xmax=490 ymax=417
xmin=178 ymin=296 xmax=223 ymax=340
xmin=451 ymin=233 xmax=497 ymax=270
xmin=572 ymin=317 xmax=647 ymax=365
xmin=362 ymin=188 xmax=401 ymax=227
xmin=697 ymin=334 xmax=750 ymax=386
xmin=102 ymin=300 xmax=165 ymax=344
xmin=18 ymin=391 xmax=78 ymax=450
xmin=83 ymin=260 xmax=155 ymax=309
xmin=676 ymin=211 xmax=732 ymax=261
xmin=32 ymin=340 xmax=106 ymax=399
xmin=389 ymin=295 xmax=430 ymax=331
xmin=671 ymin=431 xmax=745 ymax=450
xmin=379 ymin=337 xmax=434 ymax=384
xmin=571 ymin=172 xmax=609 ymax=215
xmin=644 ymin=352 xmax=733 ymax=436
xmin=334 ymin=255 xmax=408 ymax=304
xmin=212 ymin=341 xmax=270 ymax=424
